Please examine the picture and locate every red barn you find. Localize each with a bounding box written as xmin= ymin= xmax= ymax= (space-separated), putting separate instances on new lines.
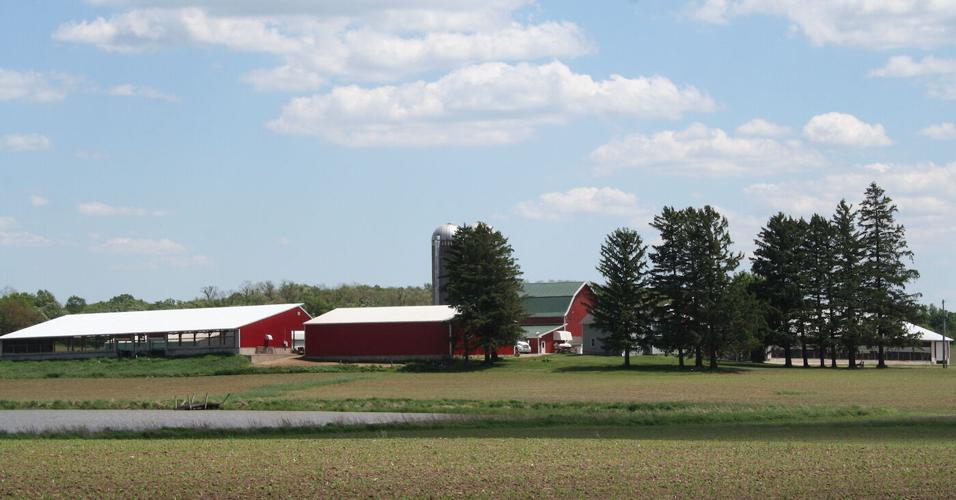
xmin=305 ymin=306 xmax=457 ymax=361
xmin=519 ymin=282 xmax=593 ymax=354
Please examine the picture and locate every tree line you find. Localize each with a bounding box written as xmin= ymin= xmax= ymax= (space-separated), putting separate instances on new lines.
xmin=0 ymin=282 xmax=432 ymax=335
xmin=591 ymin=182 xmax=925 ymax=369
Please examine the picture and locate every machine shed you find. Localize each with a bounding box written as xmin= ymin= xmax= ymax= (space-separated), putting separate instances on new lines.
xmin=0 ymin=303 xmax=311 ymax=360
xmin=305 ymin=305 xmax=457 ymax=361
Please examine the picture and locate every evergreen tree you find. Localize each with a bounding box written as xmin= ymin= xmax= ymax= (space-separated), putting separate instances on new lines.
xmin=792 ymin=217 xmax=812 ymax=368
xmin=831 ymin=200 xmax=864 ymax=368
xmin=858 ymin=183 xmax=921 ymax=368
xmin=684 ymin=206 xmax=742 ymax=369
xmin=650 ymin=207 xmax=694 ymax=368
xmin=444 ymin=222 xmax=524 ymax=364
xmin=591 ymin=227 xmax=654 ymax=368
xmin=800 ymin=215 xmax=836 ymax=368
xmin=751 ymin=213 xmax=804 ymax=367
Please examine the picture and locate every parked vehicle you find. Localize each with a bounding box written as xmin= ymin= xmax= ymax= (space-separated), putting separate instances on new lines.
xmin=293 ymin=346 xmax=305 ymax=355
xmin=515 ymin=341 xmax=531 ymax=354
xmin=555 ymin=341 xmax=574 ymax=354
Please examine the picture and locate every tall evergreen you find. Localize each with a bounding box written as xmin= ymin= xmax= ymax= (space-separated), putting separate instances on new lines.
xmin=800 ymin=214 xmax=836 ymax=368
xmin=831 ymin=200 xmax=864 ymax=368
xmin=591 ymin=228 xmax=654 ymax=368
xmin=792 ymin=217 xmax=812 ymax=368
xmin=857 ymin=183 xmax=921 ymax=368
xmin=751 ymin=213 xmax=804 ymax=367
xmin=444 ymin=222 xmax=525 ymax=364
xmin=650 ymin=207 xmax=694 ymax=368
xmin=683 ymin=206 xmax=742 ymax=369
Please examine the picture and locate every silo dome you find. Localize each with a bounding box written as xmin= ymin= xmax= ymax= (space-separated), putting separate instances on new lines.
xmin=432 ymin=223 xmax=458 ymax=241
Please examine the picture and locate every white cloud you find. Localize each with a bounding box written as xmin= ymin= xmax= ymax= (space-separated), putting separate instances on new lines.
xmin=920 ymin=122 xmax=956 ymax=141
xmin=91 ymin=237 xmax=186 ymax=255
xmin=745 ymin=162 xmax=956 ymax=248
xmin=0 ymin=133 xmax=53 ymax=152
xmin=802 ymin=112 xmax=892 ymax=146
xmin=268 ymin=61 xmax=715 ymax=146
xmin=30 ymin=195 xmax=49 ymax=207
xmin=0 ymin=216 xmax=51 ymax=247
xmin=589 ymin=122 xmax=821 ymax=175
xmin=108 ymin=84 xmax=180 ymax=101
xmin=76 ymin=201 xmax=165 ymax=217
xmin=870 ymin=55 xmax=956 ymax=100
xmin=515 ymin=187 xmax=647 ymax=220
xmin=688 ymin=1 xmax=956 ymax=49
xmin=735 ymin=118 xmax=790 ymax=137
xmin=54 ymin=3 xmax=592 ymax=89
xmin=0 ymin=69 xmax=81 ymax=102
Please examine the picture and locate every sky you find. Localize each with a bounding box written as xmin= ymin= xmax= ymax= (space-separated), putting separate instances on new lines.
xmin=1 ymin=0 xmax=954 ymax=305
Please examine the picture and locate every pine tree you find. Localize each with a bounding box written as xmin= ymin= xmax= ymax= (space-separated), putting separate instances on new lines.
xmin=650 ymin=207 xmax=694 ymax=368
xmin=793 ymin=217 xmax=812 ymax=368
xmin=751 ymin=213 xmax=804 ymax=368
xmin=686 ymin=206 xmax=743 ymax=369
xmin=831 ymin=200 xmax=864 ymax=368
xmin=800 ymin=214 xmax=836 ymax=368
xmin=591 ymin=228 xmax=654 ymax=368
xmin=858 ymin=183 xmax=921 ymax=368
xmin=444 ymin=222 xmax=525 ymax=364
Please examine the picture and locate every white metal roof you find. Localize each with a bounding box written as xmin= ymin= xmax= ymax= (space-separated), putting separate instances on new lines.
xmin=0 ymin=304 xmax=306 ymax=340
xmin=305 ymin=305 xmax=457 ymax=325
xmin=907 ymin=322 xmax=953 ymax=342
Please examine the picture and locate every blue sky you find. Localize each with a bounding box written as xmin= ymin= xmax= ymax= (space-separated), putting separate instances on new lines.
xmin=1 ymin=0 xmax=954 ymax=305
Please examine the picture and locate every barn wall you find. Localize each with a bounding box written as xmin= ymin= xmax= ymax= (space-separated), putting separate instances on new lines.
xmin=240 ymin=306 xmax=311 ymax=348
xmin=305 ymin=321 xmax=451 ymax=359
xmin=564 ymin=285 xmax=594 ymax=338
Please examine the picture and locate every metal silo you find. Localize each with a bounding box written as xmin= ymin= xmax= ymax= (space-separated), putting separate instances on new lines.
xmin=431 ymin=223 xmax=458 ymax=305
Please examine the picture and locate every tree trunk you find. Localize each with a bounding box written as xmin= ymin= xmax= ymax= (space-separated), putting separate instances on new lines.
xmin=463 ymin=337 xmax=470 ymax=364
xmin=677 ymin=348 xmax=685 ymax=368
xmin=847 ymin=345 xmax=856 ymax=369
xmin=483 ymin=343 xmax=492 ymax=365
xmin=624 ymin=347 xmax=630 ymax=368
xmin=819 ymin=341 xmax=826 ymax=367
xmin=830 ymin=343 xmax=837 ymax=368
xmin=694 ymin=346 xmax=703 ymax=369
xmin=709 ymin=348 xmax=718 ymax=370
xmin=784 ymin=343 xmax=793 ymax=368
xmin=877 ymin=344 xmax=887 ymax=368
xmin=800 ymin=329 xmax=809 ymax=368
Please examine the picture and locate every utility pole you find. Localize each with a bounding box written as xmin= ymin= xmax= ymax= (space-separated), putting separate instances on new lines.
xmin=944 ymin=300 xmax=949 ymax=368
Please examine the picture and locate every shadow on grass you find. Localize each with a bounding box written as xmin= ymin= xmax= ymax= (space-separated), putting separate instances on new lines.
xmin=6 ymin=415 xmax=956 ymax=443
xmin=552 ymin=364 xmax=748 ymax=374
xmin=398 ymin=360 xmax=503 ymax=373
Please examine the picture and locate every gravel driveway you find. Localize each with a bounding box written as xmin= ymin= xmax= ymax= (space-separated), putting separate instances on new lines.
xmin=0 ymin=410 xmax=457 ymax=434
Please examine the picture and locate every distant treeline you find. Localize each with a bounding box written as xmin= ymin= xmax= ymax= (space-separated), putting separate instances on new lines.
xmin=0 ymin=282 xmax=432 ymax=335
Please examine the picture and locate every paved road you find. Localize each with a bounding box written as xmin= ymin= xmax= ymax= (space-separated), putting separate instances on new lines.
xmin=0 ymin=410 xmax=458 ymax=434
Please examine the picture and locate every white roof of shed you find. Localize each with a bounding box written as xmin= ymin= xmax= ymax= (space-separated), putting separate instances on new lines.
xmin=907 ymin=322 xmax=953 ymax=342
xmin=0 ymin=304 xmax=305 ymax=340
xmin=306 ymin=305 xmax=457 ymax=325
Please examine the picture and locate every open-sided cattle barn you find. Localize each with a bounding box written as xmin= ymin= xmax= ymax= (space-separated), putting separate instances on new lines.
xmin=0 ymin=303 xmax=311 ymax=360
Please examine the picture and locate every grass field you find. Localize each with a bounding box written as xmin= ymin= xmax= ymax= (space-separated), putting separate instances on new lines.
xmin=2 ymin=423 xmax=955 ymax=498
xmin=1 ymin=355 xmax=955 ymax=498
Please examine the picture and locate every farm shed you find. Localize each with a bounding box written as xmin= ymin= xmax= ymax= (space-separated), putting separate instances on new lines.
xmin=304 ymin=305 xmax=458 ymax=361
xmin=765 ymin=322 xmax=952 ymax=364
xmin=0 ymin=304 xmax=311 ymax=360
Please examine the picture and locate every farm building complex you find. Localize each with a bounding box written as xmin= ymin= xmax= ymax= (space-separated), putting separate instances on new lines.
xmin=0 ymin=304 xmax=310 ymax=360
xmin=304 ymin=281 xmax=595 ymax=360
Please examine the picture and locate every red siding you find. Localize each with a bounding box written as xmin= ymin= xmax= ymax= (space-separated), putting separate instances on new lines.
xmin=454 ymin=342 xmax=514 ymax=357
xmin=306 ymin=321 xmax=451 ymax=358
xmin=564 ymin=284 xmax=594 ymax=338
xmin=239 ymin=306 xmax=311 ymax=348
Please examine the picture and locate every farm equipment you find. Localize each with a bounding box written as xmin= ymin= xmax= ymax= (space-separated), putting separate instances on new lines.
xmin=175 ymin=393 xmax=230 ymax=410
